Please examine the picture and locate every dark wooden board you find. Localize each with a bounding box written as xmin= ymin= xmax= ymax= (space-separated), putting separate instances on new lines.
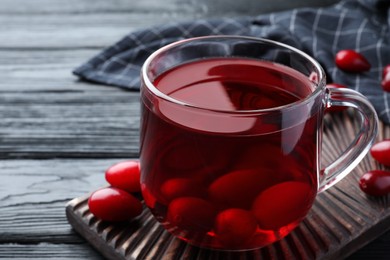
xmin=66 ymin=113 xmax=390 ymax=260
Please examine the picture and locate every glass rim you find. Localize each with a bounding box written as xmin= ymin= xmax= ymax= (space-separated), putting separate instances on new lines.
xmin=141 ymin=35 xmax=326 ymax=114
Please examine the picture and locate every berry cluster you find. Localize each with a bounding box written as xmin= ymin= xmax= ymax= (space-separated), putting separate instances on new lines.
xmin=88 ymin=161 xmax=143 ymax=222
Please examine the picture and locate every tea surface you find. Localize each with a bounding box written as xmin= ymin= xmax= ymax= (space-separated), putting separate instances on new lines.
xmin=154 ymin=58 xmax=313 ymax=111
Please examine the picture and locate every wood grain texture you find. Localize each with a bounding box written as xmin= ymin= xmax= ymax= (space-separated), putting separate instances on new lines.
xmin=0 ymin=0 xmax=205 ymax=49
xmin=0 ymin=159 xmax=121 ymax=259
xmin=0 ymin=0 xmax=338 ymax=17
xmin=66 ymin=113 xmax=390 ymax=260
xmin=0 ymin=49 xmax=100 ymax=91
xmin=0 ymin=243 xmax=103 ymax=259
xmin=0 ymin=13 xmax=192 ymax=49
xmin=0 ymin=0 xmax=198 ymax=14
xmin=0 ymin=91 xmax=140 ymax=159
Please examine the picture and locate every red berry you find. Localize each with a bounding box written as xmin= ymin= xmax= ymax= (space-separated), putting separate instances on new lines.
xmin=252 ymin=181 xmax=313 ymax=230
xmin=214 ymin=208 xmax=258 ymax=247
xmin=88 ymin=187 xmax=143 ymax=222
xmin=382 ymin=65 xmax=390 ymax=92
xmin=382 ymin=74 xmax=390 ymax=92
xmin=370 ymin=139 xmax=390 ymax=166
xmin=359 ymin=170 xmax=390 ymax=196
xmin=335 ymin=49 xmax=370 ymax=73
xmin=167 ymin=197 xmax=216 ymax=232
xmin=161 ymin=178 xmax=206 ymax=203
xmin=382 ymin=65 xmax=390 ymax=79
xmin=208 ymin=169 xmax=275 ymax=209
xmin=105 ymin=160 xmax=141 ymax=193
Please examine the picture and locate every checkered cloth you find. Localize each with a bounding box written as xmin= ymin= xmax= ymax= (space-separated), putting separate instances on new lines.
xmin=74 ymin=0 xmax=390 ymax=124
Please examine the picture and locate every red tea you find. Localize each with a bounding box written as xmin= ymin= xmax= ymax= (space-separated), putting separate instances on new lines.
xmin=140 ymin=58 xmax=319 ymax=250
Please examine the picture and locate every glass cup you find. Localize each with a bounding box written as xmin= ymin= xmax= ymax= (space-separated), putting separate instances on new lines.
xmin=139 ymin=36 xmax=378 ymax=250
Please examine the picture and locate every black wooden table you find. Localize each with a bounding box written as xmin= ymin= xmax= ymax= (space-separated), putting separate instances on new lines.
xmin=1 ymin=0 xmax=389 ymax=259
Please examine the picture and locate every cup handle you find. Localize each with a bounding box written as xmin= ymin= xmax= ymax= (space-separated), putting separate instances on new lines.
xmin=318 ymin=87 xmax=379 ymax=192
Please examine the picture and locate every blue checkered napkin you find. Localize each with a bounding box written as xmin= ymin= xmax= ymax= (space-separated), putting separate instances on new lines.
xmin=74 ymin=0 xmax=390 ymax=124
xmin=73 ymin=18 xmax=252 ymax=90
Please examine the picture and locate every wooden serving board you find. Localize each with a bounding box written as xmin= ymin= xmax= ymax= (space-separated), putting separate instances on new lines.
xmin=66 ymin=112 xmax=390 ymax=260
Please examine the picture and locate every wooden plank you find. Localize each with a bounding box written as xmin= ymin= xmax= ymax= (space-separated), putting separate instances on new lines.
xmin=0 ymin=159 xmax=115 ymax=206
xmin=0 ymin=48 xmax=149 ymax=99
xmin=0 ymin=0 xmax=339 ymax=16
xmin=0 ymin=0 xmax=205 ymax=49
xmin=0 ymin=49 xmax=96 ymax=66
xmin=1 ymin=200 xmax=86 ymax=244
xmin=0 ymin=159 xmax=117 ymax=238
xmin=0 ymin=243 xmax=103 ymax=259
xmin=0 ymin=0 xmax=201 ymax=15
xmin=0 ymin=13 xmax=190 ymax=49
xmin=0 ymin=0 xmax=206 ymax=49
xmin=0 ymin=159 xmax=119 ymax=258
xmin=0 ymin=49 xmax=120 ymax=91
xmin=0 ymin=91 xmax=140 ymax=158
